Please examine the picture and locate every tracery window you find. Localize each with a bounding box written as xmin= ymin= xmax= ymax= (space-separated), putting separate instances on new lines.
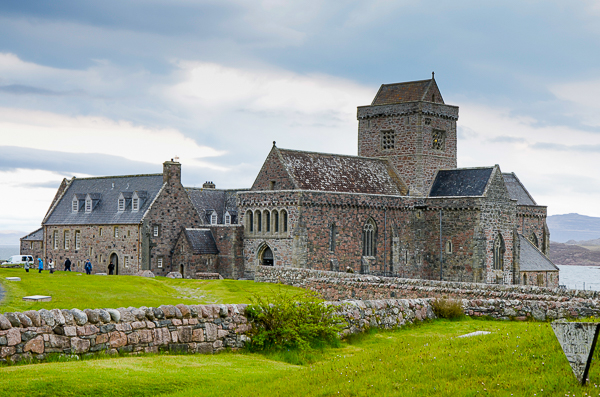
xmin=362 ymin=219 xmax=376 ymax=257
xmin=529 ymin=233 xmax=538 ymax=248
xmin=493 ymin=233 xmax=505 ymax=270
xmin=432 ymin=129 xmax=446 ymax=151
xmin=381 ymin=130 xmax=395 ymax=150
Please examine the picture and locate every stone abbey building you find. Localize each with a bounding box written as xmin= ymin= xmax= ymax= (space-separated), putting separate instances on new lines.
xmin=21 ymin=76 xmax=559 ymax=286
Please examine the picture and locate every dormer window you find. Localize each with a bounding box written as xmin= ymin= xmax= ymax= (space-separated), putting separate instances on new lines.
xmin=118 ymin=193 xmax=125 ymax=212
xmin=132 ymin=194 xmax=139 ymax=212
xmin=224 ymin=212 xmax=231 ymax=225
xmin=72 ymin=197 xmax=79 ymax=212
xmin=210 ymin=211 xmax=218 ymax=225
xmin=85 ymin=195 xmax=92 ymax=213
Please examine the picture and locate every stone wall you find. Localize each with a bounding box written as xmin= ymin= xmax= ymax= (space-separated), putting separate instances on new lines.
xmin=0 ymin=299 xmax=436 ymax=364
xmin=255 ymin=266 xmax=597 ymax=302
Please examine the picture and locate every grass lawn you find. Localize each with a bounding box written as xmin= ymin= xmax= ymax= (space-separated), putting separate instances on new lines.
xmin=2 ymin=318 xmax=600 ymax=396
xmin=0 ymin=268 xmax=302 ymax=312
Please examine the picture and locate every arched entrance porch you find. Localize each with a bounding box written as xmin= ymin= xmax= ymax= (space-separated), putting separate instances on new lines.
xmin=109 ymin=253 xmax=119 ymax=275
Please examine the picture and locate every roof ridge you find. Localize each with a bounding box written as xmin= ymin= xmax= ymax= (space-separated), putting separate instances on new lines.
xmin=71 ymin=173 xmax=162 ymax=181
xmin=380 ymin=79 xmax=432 ymax=87
xmin=277 ymin=147 xmax=390 ymax=162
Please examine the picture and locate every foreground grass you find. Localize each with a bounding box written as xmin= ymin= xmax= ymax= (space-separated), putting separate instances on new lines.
xmin=0 ymin=268 xmax=302 ymax=312
xmin=3 ymin=318 xmax=600 ymax=396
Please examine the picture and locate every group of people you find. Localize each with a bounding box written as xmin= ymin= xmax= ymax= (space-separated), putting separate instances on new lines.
xmin=24 ymin=257 xmax=116 ymax=275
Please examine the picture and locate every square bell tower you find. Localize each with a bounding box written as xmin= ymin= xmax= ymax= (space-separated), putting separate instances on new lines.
xmin=357 ymin=74 xmax=459 ymax=196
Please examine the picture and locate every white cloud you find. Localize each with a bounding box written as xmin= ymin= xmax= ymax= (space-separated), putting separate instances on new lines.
xmin=550 ymin=78 xmax=600 ymax=127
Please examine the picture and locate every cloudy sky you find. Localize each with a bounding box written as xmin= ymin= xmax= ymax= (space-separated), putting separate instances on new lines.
xmin=1 ymin=1 xmax=599 ymax=243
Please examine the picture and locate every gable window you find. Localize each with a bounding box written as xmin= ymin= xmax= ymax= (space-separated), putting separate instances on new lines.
xmin=529 ymin=233 xmax=539 ymax=248
xmin=85 ymin=196 xmax=92 ymax=213
xmin=432 ymin=129 xmax=446 ymax=151
xmin=153 ymin=225 xmax=159 ymax=237
xmin=381 ymin=130 xmax=395 ymax=150
xmin=224 ymin=212 xmax=231 ymax=225
xmin=210 ymin=211 xmax=218 ymax=225
xmin=118 ymin=194 xmax=125 ymax=212
xmin=75 ymin=231 xmax=81 ymax=250
xmin=493 ymin=233 xmax=505 ymax=270
xmin=72 ymin=197 xmax=79 ymax=212
xmin=64 ymin=230 xmax=70 ymax=250
xmin=114 ymin=226 xmax=119 ymax=238
xmin=53 ymin=230 xmax=58 ymax=250
xmin=362 ymin=219 xmax=376 ymax=257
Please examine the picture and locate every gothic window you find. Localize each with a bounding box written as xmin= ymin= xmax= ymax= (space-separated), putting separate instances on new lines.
xmin=264 ymin=210 xmax=271 ymax=233
xmin=281 ymin=210 xmax=288 ymax=232
xmin=274 ymin=211 xmax=279 ymax=233
xmin=381 ymin=130 xmax=395 ymax=150
xmin=329 ymin=223 xmax=336 ymax=252
xmin=246 ymin=210 xmax=254 ymax=232
xmin=362 ymin=219 xmax=376 ymax=257
xmin=529 ymin=232 xmax=538 ymax=248
xmin=256 ymin=210 xmax=262 ymax=233
xmin=432 ymin=129 xmax=446 ymax=151
xmin=493 ymin=233 xmax=505 ymax=270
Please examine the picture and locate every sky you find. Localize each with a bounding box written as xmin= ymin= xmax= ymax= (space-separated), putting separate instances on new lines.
xmin=1 ymin=0 xmax=600 ymax=244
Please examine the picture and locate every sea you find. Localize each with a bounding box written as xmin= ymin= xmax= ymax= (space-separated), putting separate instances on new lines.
xmin=0 ymin=244 xmax=596 ymax=290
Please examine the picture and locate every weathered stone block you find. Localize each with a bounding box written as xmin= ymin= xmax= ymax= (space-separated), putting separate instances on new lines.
xmin=109 ymin=331 xmax=128 ymax=348
xmin=71 ymin=337 xmax=91 ymax=354
xmin=4 ymin=313 xmax=21 ymax=328
xmin=205 ymin=323 xmax=217 ymax=342
xmin=196 ymin=342 xmax=213 ymax=354
xmin=47 ymin=334 xmax=70 ymax=349
xmin=106 ymin=309 xmax=121 ymax=322
xmin=51 ymin=309 xmax=66 ymax=325
xmin=6 ymin=328 xmax=20 ymax=346
xmin=192 ymin=328 xmax=204 ymax=342
xmin=24 ymin=311 xmax=41 ymax=327
xmin=84 ymin=309 xmax=100 ymax=324
xmin=61 ymin=309 xmax=75 ymax=325
xmin=176 ymin=304 xmax=191 ymax=318
xmin=178 ymin=326 xmax=192 ymax=343
xmin=71 ymin=309 xmax=88 ymax=326
xmin=0 ymin=315 xmax=11 ymax=330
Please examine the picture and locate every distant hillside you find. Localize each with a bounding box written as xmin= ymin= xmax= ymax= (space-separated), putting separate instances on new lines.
xmin=547 ymin=213 xmax=600 ymax=243
xmin=549 ymin=242 xmax=600 ymax=267
xmin=0 ymin=231 xmax=27 ymax=246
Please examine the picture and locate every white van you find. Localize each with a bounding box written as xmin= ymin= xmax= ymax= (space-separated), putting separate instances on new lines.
xmin=3 ymin=255 xmax=34 ymax=266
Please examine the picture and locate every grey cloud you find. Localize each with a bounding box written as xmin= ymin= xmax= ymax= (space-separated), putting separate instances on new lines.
xmin=531 ymin=142 xmax=600 ymax=153
xmin=0 ymin=84 xmax=86 ymax=96
xmin=489 ymin=136 xmax=527 ymax=143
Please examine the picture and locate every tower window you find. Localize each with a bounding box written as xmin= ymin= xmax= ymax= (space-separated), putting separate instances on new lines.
xmin=432 ymin=129 xmax=446 ymax=151
xmin=381 ymin=130 xmax=395 ymax=150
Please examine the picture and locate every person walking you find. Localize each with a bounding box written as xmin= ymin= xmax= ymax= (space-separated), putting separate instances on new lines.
xmin=84 ymin=259 xmax=92 ymax=275
xmin=24 ymin=258 xmax=30 ymax=273
xmin=37 ymin=258 xmax=43 ymax=273
xmin=48 ymin=259 xmax=55 ymax=274
xmin=108 ymin=261 xmax=115 ymax=275
xmin=64 ymin=258 xmax=71 ymax=272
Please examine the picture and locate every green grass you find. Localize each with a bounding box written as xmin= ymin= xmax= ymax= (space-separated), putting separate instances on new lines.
xmin=3 ymin=318 xmax=600 ymax=396
xmin=0 ymin=268 xmax=303 ymax=312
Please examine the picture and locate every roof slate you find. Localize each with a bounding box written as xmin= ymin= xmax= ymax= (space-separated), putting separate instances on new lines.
xmin=21 ymin=227 xmax=43 ymax=241
xmin=503 ymin=173 xmax=537 ymax=206
xmin=429 ymin=168 xmax=493 ymax=197
xmin=186 ymin=188 xmax=240 ymax=224
xmin=277 ymin=148 xmax=407 ymax=195
xmin=44 ymin=174 xmax=164 ymax=225
xmin=371 ymin=79 xmax=440 ymax=105
xmin=519 ymin=234 xmax=558 ymax=272
xmin=184 ymin=228 xmax=219 ymax=255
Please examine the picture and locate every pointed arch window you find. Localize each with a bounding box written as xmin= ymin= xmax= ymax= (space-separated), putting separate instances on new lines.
xmin=246 ymin=210 xmax=254 ymax=232
xmin=529 ymin=232 xmax=538 ymax=248
xmin=329 ymin=223 xmax=337 ymax=253
xmin=273 ymin=210 xmax=279 ymax=233
xmin=256 ymin=210 xmax=262 ymax=233
xmin=362 ymin=219 xmax=376 ymax=257
xmin=281 ymin=210 xmax=288 ymax=233
xmin=493 ymin=233 xmax=505 ymax=270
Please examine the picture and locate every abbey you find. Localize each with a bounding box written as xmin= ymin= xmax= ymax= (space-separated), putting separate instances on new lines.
xmin=21 ymin=76 xmax=559 ymax=286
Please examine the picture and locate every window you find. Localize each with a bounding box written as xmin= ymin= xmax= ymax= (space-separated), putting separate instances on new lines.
xmin=269 ymin=181 xmax=276 ymax=190
xmin=405 ymin=250 xmax=409 ymax=265
xmin=85 ymin=197 xmax=92 ymax=213
xmin=432 ymin=129 xmax=446 ymax=151
xmin=256 ymin=211 xmax=262 ymax=232
xmin=362 ymin=219 xmax=376 ymax=257
xmin=224 ymin=212 xmax=231 ymax=225
xmin=118 ymin=195 xmax=125 ymax=212
xmin=53 ymin=231 xmax=58 ymax=249
xmin=64 ymin=230 xmax=70 ymax=250
xmin=75 ymin=231 xmax=81 ymax=250
xmin=529 ymin=233 xmax=539 ymax=248
xmin=210 ymin=211 xmax=218 ymax=225
xmin=132 ymin=197 xmax=139 ymax=212
xmin=246 ymin=211 xmax=254 ymax=232
xmin=282 ymin=210 xmax=288 ymax=232
xmin=127 ymin=230 xmax=130 ymax=237
xmin=99 ymin=254 xmax=103 ymax=264
xmin=493 ymin=233 xmax=505 ymax=270
xmin=157 ymin=257 xmax=163 ymax=268
xmin=124 ymin=256 xmax=130 ymax=268
xmin=114 ymin=226 xmax=119 ymax=238
xmin=537 ymin=274 xmax=544 ymax=286
xmin=99 ymin=227 xmax=103 ymax=237
xmin=274 ymin=211 xmax=279 ymax=233
xmin=381 ymin=130 xmax=395 ymax=150
xmin=89 ymin=247 xmax=93 ymax=256
xmin=523 ymin=274 xmax=527 ymax=285
xmin=153 ymin=225 xmax=159 ymax=237
xmin=72 ymin=197 xmax=79 ymax=212
xmin=265 ymin=210 xmax=271 ymax=233
xmin=445 ymin=240 xmax=453 ymax=254
xmin=30 ymin=242 xmax=33 ymax=250
xmin=329 ymin=223 xmax=336 ymax=252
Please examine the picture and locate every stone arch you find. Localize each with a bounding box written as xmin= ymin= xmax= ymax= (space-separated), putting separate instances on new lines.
xmin=257 ymin=243 xmax=274 ymax=266
xmin=109 ymin=252 xmax=119 ymax=275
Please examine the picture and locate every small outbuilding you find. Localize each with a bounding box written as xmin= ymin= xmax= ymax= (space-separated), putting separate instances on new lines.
xmin=172 ymin=228 xmax=219 ymax=278
xmin=518 ymin=234 xmax=559 ymax=288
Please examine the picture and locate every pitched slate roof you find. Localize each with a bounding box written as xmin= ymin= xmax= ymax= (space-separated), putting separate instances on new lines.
xmin=371 ymin=78 xmax=443 ymax=105
xmin=186 ymin=188 xmax=241 ymax=224
xmin=21 ymin=227 xmax=43 ymax=241
xmin=277 ymin=148 xmax=407 ymax=195
xmin=44 ymin=174 xmax=164 ymax=225
xmin=183 ymin=229 xmax=219 ymax=255
xmin=429 ymin=168 xmax=494 ymax=197
xmin=503 ymin=173 xmax=537 ymax=206
xmin=519 ymin=234 xmax=558 ymax=272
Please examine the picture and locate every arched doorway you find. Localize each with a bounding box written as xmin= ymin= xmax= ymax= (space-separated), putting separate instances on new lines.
xmin=110 ymin=253 xmax=119 ymax=275
xmin=180 ymin=263 xmax=184 ymax=277
xmin=261 ymin=247 xmax=274 ymax=266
